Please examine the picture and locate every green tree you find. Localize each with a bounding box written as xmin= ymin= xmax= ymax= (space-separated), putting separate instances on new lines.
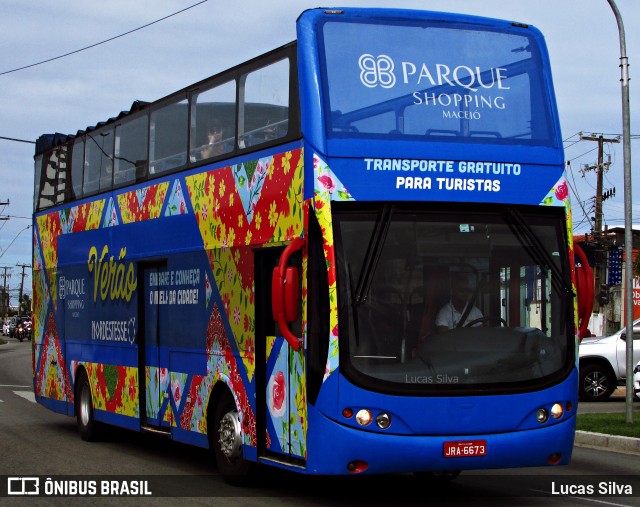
xmin=19 ymin=294 xmax=31 ymax=315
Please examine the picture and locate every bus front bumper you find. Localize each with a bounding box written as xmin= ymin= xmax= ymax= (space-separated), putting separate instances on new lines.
xmin=305 ymin=413 xmax=576 ymax=475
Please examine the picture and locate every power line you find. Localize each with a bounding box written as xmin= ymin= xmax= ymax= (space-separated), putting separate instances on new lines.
xmin=0 ymin=135 xmax=35 ymax=144
xmin=566 ymin=146 xmax=598 ymax=163
xmin=0 ymin=215 xmax=31 ymax=221
xmin=0 ymin=1 xmax=208 ymax=76
xmin=0 ymin=225 xmax=31 ymax=261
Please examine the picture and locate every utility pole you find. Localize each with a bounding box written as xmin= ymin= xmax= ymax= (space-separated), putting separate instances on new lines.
xmin=580 ymin=133 xmax=620 ymax=314
xmin=16 ymin=263 xmax=31 ymax=315
xmin=0 ymin=266 xmax=10 ymax=316
xmin=606 ymin=0 xmax=633 ymax=424
xmin=1 ymin=201 xmax=12 ymax=315
xmin=580 ymin=133 xmax=620 ymax=235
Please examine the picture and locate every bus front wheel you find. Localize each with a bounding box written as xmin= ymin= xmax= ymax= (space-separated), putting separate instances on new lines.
xmin=211 ymin=389 xmax=255 ymax=486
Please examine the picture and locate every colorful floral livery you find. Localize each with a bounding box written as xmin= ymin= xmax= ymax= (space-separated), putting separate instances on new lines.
xmin=33 ymin=8 xmax=578 ymax=484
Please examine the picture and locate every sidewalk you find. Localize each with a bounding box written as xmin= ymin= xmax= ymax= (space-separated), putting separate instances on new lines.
xmin=574 ymin=430 xmax=640 ymax=454
xmin=574 ymin=387 xmax=640 ymax=455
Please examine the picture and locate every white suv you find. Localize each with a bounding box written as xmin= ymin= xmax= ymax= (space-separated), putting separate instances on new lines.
xmin=578 ymin=318 xmax=640 ymax=401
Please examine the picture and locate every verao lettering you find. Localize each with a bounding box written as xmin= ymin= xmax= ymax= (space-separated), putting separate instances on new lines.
xmin=87 ymin=245 xmax=137 ymax=303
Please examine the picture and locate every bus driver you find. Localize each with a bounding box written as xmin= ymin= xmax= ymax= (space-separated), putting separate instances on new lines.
xmin=435 ymin=274 xmax=483 ymax=332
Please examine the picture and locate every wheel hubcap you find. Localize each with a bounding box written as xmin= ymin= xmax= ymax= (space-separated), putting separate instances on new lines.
xmin=585 ymin=372 xmax=608 ymax=397
xmin=80 ymin=385 xmax=91 ymax=426
xmin=218 ymin=411 xmax=242 ymax=461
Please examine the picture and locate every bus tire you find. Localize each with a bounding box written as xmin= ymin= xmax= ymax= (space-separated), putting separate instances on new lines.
xmin=211 ymin=389 xmax=255 ymax=486
xmin=76 ymin=371 xmax=100 ymax=441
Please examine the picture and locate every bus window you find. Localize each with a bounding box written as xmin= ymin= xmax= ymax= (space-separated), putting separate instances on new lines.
xmin=322 ymin=21 xmax=553 ymax=145
xmin=84 ymin=128 xmax=114 ymax=195
xmin=38 ymin=148 xmax=61 ymax=209
xmin=115 ymin=114 xmax=149 ymax=186
xmin=350 ymin=110 xmax=396 ymax=135
xmin=71 ymin=138 xmax=84 ymax=200
xmin=190 ymin=80 xmax=236 ymax=162
xmin=149 ymin=98 xmax=188 ymax=175
xmin=33 ymin=154 xmax=46 ymax=210
xmin=239 ymin=58 xmax=289 ymax=148
xmin=55 ymin=142 xmax=71 ymax=205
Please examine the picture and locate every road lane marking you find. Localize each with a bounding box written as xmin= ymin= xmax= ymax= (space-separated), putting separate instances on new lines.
xmin=13 ymin=391 xmax=35 ymax=403
xmin=0 ymin=386 xmax=34 ymax=403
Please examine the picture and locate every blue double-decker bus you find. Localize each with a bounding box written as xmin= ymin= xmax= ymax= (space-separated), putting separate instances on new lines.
xmin=32 ymin=7 xmax=577 ymax=484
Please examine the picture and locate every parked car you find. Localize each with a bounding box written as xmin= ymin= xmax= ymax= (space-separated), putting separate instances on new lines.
xmin=578 ymin=318 xmax=640 ymax=401
xmin=2 ymin=320 xmax=10 ymax=336
xmin=634 ymin=361 xmax=640 ymax=400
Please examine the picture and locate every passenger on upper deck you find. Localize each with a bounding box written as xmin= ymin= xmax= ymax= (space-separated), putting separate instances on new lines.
xmin=200 ymin=118 xmax=227 ymax=159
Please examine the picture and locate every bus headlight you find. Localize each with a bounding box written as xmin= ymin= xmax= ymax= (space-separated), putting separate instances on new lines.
xmin=551 ymin=403 xmax=564 ymax=419
xmin=376 ymin=412 xmax=391 ymax=429
xmin=536 ymin=407 xmax=549 ymax=423
xmin=355 ymin=409 xmax=373 ymax=426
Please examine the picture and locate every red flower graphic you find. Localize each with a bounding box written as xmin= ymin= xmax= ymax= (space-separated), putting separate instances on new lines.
xmin=555 ymin=181 xmax=569 ymax=201
xmin=273 ymin=371 xmax=285 ymax=410
xmin=317 ymin=175 xmax=336 ymax=193
xmin=268 ymin=371 xmax=286 ymax=418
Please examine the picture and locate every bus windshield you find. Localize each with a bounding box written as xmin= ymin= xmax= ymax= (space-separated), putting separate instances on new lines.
xmin=320 ymin=18 xmax=555 ymax=145
xmin=334 ymin=203 xmax=572 ymax=391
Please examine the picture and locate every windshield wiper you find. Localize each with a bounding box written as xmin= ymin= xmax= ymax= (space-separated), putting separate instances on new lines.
xmin=347 ymin=262 xmax=361 ymax=347
xmin=354 ymin=205 xmax=395 ymax=305
xmin=504 ymin=207 xmax=573 ymax=298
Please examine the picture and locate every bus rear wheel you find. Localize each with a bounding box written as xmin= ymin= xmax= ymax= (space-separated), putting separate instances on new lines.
xmin=76 ymin=371 xmax=100 ymax=441
xmin=211 ymin=389 xmax=255 ymax=486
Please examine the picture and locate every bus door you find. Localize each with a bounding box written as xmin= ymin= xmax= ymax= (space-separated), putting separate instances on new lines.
xmin=138 ymin=261 xmax=168 ymax=429
xmin=255 ymin=246 xmax=305 ymax=464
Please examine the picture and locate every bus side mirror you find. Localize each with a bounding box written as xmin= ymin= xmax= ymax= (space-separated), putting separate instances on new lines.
xmin=271 ymin=236 xmax=306 ymax=351
xmin=272 ymin=266 xmax=299 ymax=323
xmin=574 ymin=243 xmax=594 ymax=341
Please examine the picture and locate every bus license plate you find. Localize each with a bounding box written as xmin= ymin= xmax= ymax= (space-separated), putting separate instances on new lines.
xmin=443 ymin=440 xmax=487 ymax=458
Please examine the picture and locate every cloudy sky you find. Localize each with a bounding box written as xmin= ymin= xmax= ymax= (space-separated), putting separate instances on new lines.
xmin=0 ymin=0 xmax=638 ymax=304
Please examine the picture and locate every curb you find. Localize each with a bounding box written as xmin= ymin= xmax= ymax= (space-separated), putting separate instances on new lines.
xmin=574 ymin=430 xmax=640 ymax=454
